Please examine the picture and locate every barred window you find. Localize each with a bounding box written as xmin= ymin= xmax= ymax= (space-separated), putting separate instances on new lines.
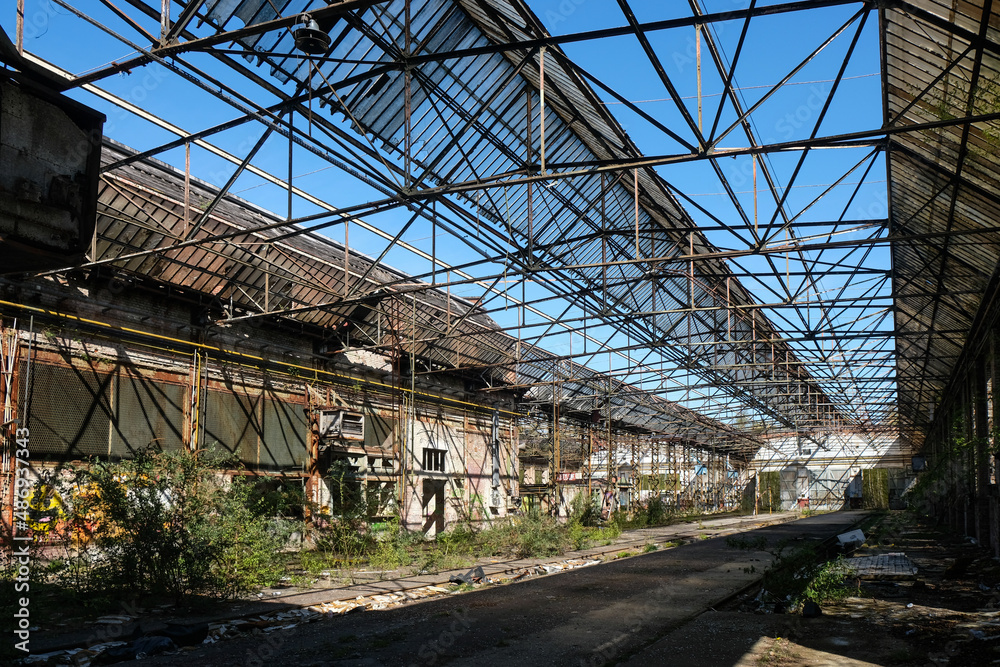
xmin=422 ymin=448 xmax=445 ymax=472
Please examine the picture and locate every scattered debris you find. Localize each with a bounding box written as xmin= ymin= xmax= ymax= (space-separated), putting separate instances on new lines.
xmin=15 ymin=548 xmax=600 ymax=663
xmin=97 ymin=635 xmax=177 ymax=663
xmin=95 ymin=615 xmax=134 ymax=624
xmin=836 ymin=529 xmax=866 ymax=551
xmin=848 ymin=553 xmax=918 ymax=580
xmin=449 ymin=565 xmax=485 ymax=585
xmin=150 ymin=621 xmax=210 ymax=647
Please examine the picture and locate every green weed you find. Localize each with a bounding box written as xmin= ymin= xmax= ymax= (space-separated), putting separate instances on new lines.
xmin=726 ymin=535 xmax=858 ymax=606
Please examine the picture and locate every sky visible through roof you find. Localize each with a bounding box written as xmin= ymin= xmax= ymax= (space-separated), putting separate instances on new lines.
xmin=2 ymin=0 xmax=896 ymax=433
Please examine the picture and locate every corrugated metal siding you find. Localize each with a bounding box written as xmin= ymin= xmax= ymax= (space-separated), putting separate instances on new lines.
xmin=887 ymin=0 xmax=1000 ymax=445
xmin=97 ymin=141 xmax=513 ymax=385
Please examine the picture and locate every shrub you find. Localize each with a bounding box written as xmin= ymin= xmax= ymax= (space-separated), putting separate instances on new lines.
xmin=53 ymin=448 xmax=292 ymax=602
xmin=468 ymin=508 xmax=573 ymax=558
xmin=568 ymin=492 xmax=601 ymax=527
xmin=607 ymin=496 xmax=672 ymax=531
xmin=802 ymin=556 xmax=857 ymax=603
xmin=513 ymin=510 xmax=570 ymax=557
xmin=644 ymin=496 xmax=668 ymax=525
xmin=368 ymin=518 xmax=415 ymax=571
xmin=862 ymin=468 xmax=890 ymax=510
xmin=313 ymin=510 xmax=375 ymax=563
xmin=758 ymin=471 xmax=782 ymax=512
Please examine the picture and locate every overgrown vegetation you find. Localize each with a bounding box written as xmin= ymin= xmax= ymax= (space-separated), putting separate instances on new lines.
xmin=862 ymin=468 xmax=889 ymax=510
xmin=907 ymin=420 xmax=992 ymax=517
xmin=33 ymin=448 xmax=297 ymax=606
xmin=801 ymin=556 xmax=857 ymax=603
xmin=757 ymin=471 xmax=782 ymax=513
xmin=605 ymin=495 xmax=712 ymax=531
xmin=726 ymin=535 xmax=857 ymax=608
xmin=297 ymin=492 xmax=625 ymax=578
xmin=301 ymin=489 xmax=724 ymax=577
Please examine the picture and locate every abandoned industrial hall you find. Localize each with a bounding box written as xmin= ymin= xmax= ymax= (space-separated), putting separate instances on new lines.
xmin=3 ymin=0 xmax=1000 ymax=585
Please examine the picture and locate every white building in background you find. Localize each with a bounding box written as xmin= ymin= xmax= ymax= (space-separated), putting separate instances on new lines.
xmin=749 ymin=432 xmax=916 ymax=510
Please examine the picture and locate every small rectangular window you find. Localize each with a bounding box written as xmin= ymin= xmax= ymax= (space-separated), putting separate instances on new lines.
xmin=422 ymin=448 xmax=445 ymax=472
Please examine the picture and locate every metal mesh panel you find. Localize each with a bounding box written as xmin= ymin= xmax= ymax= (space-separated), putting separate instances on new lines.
xmin=202 ymin=389 xmax=260 ymax=465
xmin=261 ymin=393 xmax=307 ymax=470
xmin=111 ymin=367 xmax=185 ymax=456
xmin=24 ymin=362 xmax=112 ymax=457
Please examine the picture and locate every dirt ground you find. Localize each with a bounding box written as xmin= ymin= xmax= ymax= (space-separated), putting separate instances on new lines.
xmin=627 ymin=512 xmax=1000 ymax=666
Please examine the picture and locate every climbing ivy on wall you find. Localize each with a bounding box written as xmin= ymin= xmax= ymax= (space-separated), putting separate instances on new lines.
xmin=862 ymin=468 xmax=889 ymax=510
xmin=758 ymin=471 xmax=782 ymax=512
xmin=639 ymin=473 xmax=680 ymax=492
xmin=739 ymin=476 xmax=756 ymax=514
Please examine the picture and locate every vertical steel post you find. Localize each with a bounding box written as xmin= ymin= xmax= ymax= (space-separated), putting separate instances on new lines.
xmin=696 ymin=23 xmax=702 ymax=132
xmin=184 ymin=142 xmax=191 ymax=236
xmin=587 ymin=425 xmax=593 ymax=496
xmin=991 ymin=333 xmax=1000 ymax=557
xmin=305 ymin=382 xmax=319 ymax=531
xmin=16 ymin=0 xmax=24 ymax=55
xmin=160 ymin=0 xmax=171 ymax=45
xmin=551 ymin=379 xmax=558 ymax=514
xmin=539 ymin=46 xmax=547 ymax=174
xmin=404 ymin=0 xmax=412 ymax=188
xmin=432 ymin=201 xmax=437 ymax=285
xmin=526 ymin=90 xmax=535 ymax=261
xmin=287 ymin=112 xmax=294 ymax=221
xmin=634 ymin=169 xmax=640 ymax=259
xmin=601 ymin=173 xmax=608 ymax=313
xmin=2 ymin=323 xmax=21 ymax=535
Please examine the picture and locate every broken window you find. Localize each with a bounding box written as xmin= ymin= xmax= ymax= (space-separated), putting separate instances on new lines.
xmin=327 ymin=456 xmax=362 ymax=512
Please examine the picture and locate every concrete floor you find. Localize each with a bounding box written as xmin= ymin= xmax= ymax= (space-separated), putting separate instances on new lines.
xmin=128 ymin=512 xmax=866 ymax=666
